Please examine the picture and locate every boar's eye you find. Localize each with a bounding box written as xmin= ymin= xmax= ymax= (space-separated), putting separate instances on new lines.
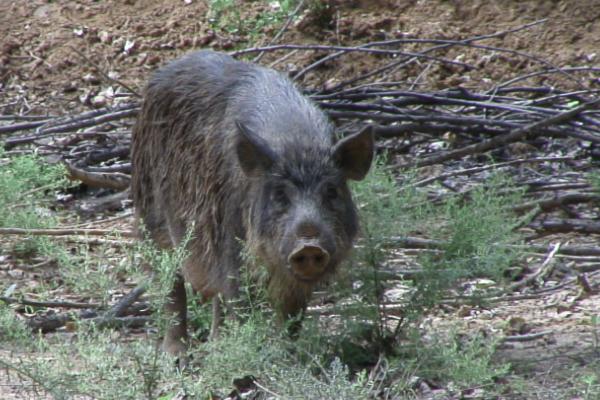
xmin=271 ymin=184 xmax=289 ymax=205
xmin=324 ymin=184 xmax=339 ymax=201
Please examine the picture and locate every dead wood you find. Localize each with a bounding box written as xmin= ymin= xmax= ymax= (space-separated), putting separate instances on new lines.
xmin=0 ymin=297 xmax=101 ymax=309
xmin=76 ymin=189 xmax=131 ymax=214
xmin=396 ymin=97 xmax=600 ymax=169
xmin=390 ymin=236 xmax=600 ymax=257
xmin=530 ymin=219 xmax=600 ymax=235
xmin=232 ymin=43 xmax=473 ymax=69
xmin=509 ymin=242 xmax=561 ymax=291
xmin=27 ymin=310 xmax=152 ymax=333
xmin=502 ymin=331 xmax=552 ymax=342
xmin=0 ymin=227 xmax=134 ymax=237
xmin=512 ymin=192 xmax=600 ymax=213
xmin=102 ymin=284 xmax=148 ymax=320
xmin=27 ymin=312 xmax=82 ymax=333
xmin=65 ymin=161 xmax=130 ymax=190
xmin=411 ymin=156 xmax=574 ymax=187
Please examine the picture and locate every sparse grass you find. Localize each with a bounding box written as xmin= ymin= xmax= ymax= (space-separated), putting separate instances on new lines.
xmin=1 ymin=150 xmax=528 ymax=398
xmin=414 ymin=330 xmax=509 ymax=390
xmin=0 ymin=304 xmax=31 ymax=346
xmin=575 ymin=366 xmax=600 ymax=400
xmin=1 ymin=235 xmax=376 ymax=399
xmin=412 ymin=174 xmax=525 ymax=310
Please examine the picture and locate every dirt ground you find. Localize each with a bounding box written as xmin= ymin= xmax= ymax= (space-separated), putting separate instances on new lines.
xmin=1 ymin=0 xmax=600 ymax=399
xmin=2 ymin=0 xmax=600 ymax=114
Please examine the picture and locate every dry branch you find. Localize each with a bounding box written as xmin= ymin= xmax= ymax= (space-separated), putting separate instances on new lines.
xmin=102 ymin=284 xmax=148 ymax=320
xmin=389 ymin=236 xmax=600 ymax=257
xmin=0 ymin=296 xmax=101 ymax=309
xmin=396 ymin=97 xmax=600 ymax=169
xmin=0 ymin=227 xmax=135 ymax=237
xmin=65 ymin=161 xmax=130 ymax=190
xmin=531 ymin=219 xmax=600 ymax=235
xmin=512 ymin=192 xmax=599 ymax=213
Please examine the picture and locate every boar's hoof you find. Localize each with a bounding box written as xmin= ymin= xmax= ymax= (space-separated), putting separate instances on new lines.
xmin=162 ymin=336 xmax=187 ymax=358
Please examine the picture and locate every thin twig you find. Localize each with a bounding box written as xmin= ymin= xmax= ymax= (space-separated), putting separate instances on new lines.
xmin=0 ymin=296 xmax=101 ymax=309
xmin=502 ymin=330 xmax=552 ymax=342
xmin=0 ymin=227 xmax=135 ymax=237
xmin=232 ymin=43 xmax=473 ymax=69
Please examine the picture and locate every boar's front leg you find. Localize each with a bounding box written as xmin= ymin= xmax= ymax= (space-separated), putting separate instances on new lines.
xmin=162 ymin=273 xmax=188 ymax=357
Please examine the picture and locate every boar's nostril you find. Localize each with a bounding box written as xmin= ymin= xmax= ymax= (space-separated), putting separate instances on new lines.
xmin=288 ymin=245 xmax=330 ymax=280
xmin=294 ymin=255 xmax=306 ymax=264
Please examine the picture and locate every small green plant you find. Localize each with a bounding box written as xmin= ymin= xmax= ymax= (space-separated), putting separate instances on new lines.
xmin=414 ymin=330 xmax=509 ymax=391
xmin=344 ymin=157 xmax=433 ymax=338
xmin=208 ymin=0 xmax=302 ymax=38
xmin=0 ymin=147 xmax=72 ymax=260
xmin=577 ymin=371 xmax=600 ymax=400
xmin=346 ymin=158 xmax=519 ymax=392
xmin=589 ymin=172 xmax=600 ymax=193
xmin=409 ymin=173 xmax=525 ymax=312
xmin=0 ymin=303 xmax=31 ymax=346
xmin=57 ymin=240 xmax=134 ymax=305
xmin=0 ymin=147 xmax=69 ymax=228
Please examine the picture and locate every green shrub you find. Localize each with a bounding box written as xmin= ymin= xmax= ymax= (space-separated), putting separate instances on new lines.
xmin=0 ymin=304 xmax=30 ymax=345
xmin=0 ymin=147 xmax=68 ymax=228
xmin=208 ymin=0 xmax=302 ymax=37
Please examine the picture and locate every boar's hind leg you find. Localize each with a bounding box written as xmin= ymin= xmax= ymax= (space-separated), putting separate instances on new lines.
xmin=161 ymin=273 xmax=188 ymax=357
xmin=210 ymin=295 xmax=224 ymax=340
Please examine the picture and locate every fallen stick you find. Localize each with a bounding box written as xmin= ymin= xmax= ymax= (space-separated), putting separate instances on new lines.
xmin=388 ymin=236 xmax=600 ymax=256
xmin=231 ymin=43 xmax=472 ymax=69
xmin=65 ymin=162 xmax=130 ymax=190
xmin=512 ymin=192 xmax=599 ymax=213
xmin=0 ymin=296 xmax=101 ymax=309
xmin=0 ymin=227 xmax=135 ymax=237
xmin=502 ymin=330 xmax=552 ymax=342
xmin=27 ymin=310 xmax=152 ymax=333
xmin=510 ymin=242 xmax=561 ymax=291
xmin=530 ymin=218 xmax=600 ymax=235
xmin=102 ymin=284 xmax=148 ymax=319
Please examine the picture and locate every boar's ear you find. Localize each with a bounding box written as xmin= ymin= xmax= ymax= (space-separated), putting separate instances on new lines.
xmin=235 ymin=121 xmax=278 ymax=177
xmin=332 ymin=125 xmax=374 ymax=181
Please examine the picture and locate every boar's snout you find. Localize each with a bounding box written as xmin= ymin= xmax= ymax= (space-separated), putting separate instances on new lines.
xmin=286 ymin=220 xmax=336 ymax=281
xmin=288 ymin=242 xmax=330 ymax=282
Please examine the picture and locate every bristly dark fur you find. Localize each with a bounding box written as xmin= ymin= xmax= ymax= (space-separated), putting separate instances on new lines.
xmin=131 ymin=51 xmax=368 ymax=338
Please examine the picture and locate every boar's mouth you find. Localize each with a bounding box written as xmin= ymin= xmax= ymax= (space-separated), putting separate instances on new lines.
xmin=290 ymin=268 xmax=330 ymax=283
